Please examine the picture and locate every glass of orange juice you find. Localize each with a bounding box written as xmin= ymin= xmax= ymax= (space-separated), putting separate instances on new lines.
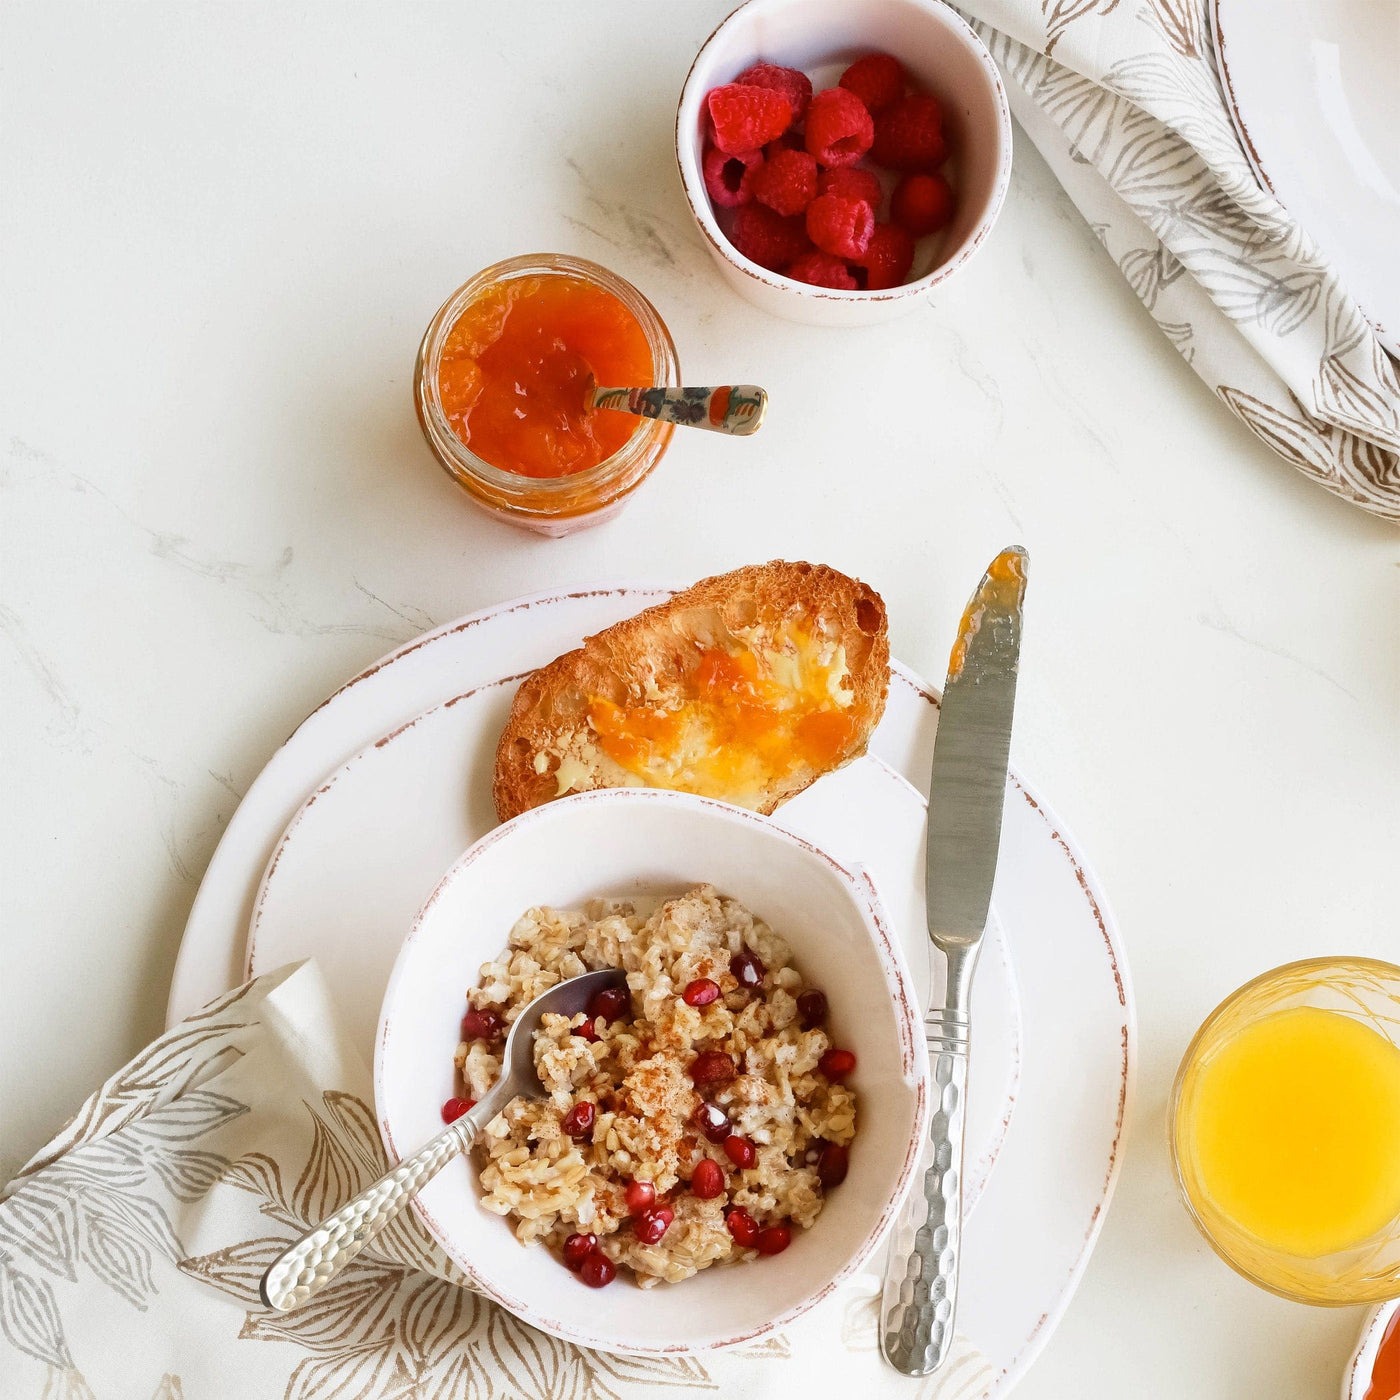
xmin=1170 ymin=957 xmax=1400 ymax=1304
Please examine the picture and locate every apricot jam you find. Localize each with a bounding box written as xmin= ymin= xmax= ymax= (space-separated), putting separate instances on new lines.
xmin=437 ymin=274 xmax=653 ymax=478
xmin=584 ymin=631 xmax=858 ymax=807
xmin=415 ymin=255 xmax=679 ymax=536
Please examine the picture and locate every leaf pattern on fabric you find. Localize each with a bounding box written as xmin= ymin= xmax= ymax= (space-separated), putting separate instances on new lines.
xmin=1144 ymin=0 xmax=1205 ymax=59
xmin=174 ymin=1087 xmax=718 ymax=1400
xmin=1 ymin=965 xmax=905 ymax=1400
xmin=1043 ymin=0 xmax=1120 ymax=55
xmin=0 ymin=1254 xmax=73 ymax=1367
xmin=967 ymin=0 xmax=1400 ymax=520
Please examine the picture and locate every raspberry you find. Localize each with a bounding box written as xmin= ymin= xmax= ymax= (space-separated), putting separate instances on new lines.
xmin=818 ymin=166 xmax=882 ymax=212
xmin=803 ymin=88 xmax=874 ymax=168
xmin=747 ymin=147 xmax=818 ymax=217
xmin=702 ymin=144 xmax=762 ymax=208
xmin=735 ymin=62 xmax=813 ymax=123
xmin=785 ymin=251 xmax=859 ymax=290
xmin=891 ymin=172 xmax=954 ymax=236
xmin=871 ymin=94 xmax=947 ymax=171
xmin=860 ymin=223 xmax=915 ymax=289
xmin=806 ymin=193 xmax=874 ymax=259
xmin=725 ymin=202 xmax=811 ymax=271
xmin=766 ymin=130 xmax=806 ymax=156
xmin=706 ymin=83 xmax=793 ymax=156
xmin=838 ymin=53 xmax=905 ymax=114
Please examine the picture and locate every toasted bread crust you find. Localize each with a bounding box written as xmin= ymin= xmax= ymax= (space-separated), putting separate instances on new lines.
xmin=493 ymin=561 xmax=890 ymax=822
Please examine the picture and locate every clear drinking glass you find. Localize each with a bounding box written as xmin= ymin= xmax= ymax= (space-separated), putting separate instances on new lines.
xmin=1170 ymin=957 xmax=1400 ymax=1304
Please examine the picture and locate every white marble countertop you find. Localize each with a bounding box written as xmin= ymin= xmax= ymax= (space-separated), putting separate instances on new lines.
xmin=3 ymin=3 xmax=1397 ymax=1395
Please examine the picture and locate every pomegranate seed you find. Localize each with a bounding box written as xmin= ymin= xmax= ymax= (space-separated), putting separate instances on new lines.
xmin=682 ymin=977 xmax=721 ymax=1008
xmin=561 ymin=1101 xmax=596 ymax=1139
xmin=579 ymin=1249 xmax=616 ymax=1288
xmin=586 ymin=986 xmax=629 ymax=1023
xmin=633 ymin=1205 xmax=674 ymax=1244
xmin=818 ymin=1047 xmax=857 ymax=1080
xmin=573 ymin=1016 xmax=600 ymax=1042
xmin=726 ymin=1207 xmax=759 ymax=1247
xmin=797 ymin=990 xmax=828 ymax=1028
xmin=755 ymin=1223 xmax=792 ymax=1255
xmin=562 ymin=1232 xmax=597 ymax=1270
xmin=624 ymin=1179 xmax=657 ymax=1214
xmin=817 ymin=1141 xmax=849 ymax=1187
xmin=691 ymin=1101 xmax=731 ymax=1143
xmin=723 ymin=1135 xmax=756 ymax=1169
xmin=691 ymin=1158 xmax=726 ymax=1199
xmin=689 ymin=1050 xmax=737 ymax=1087
xmin=461 ymin=1006 xmax=504 ymax=1041
xmin=441 ymin=1097 xmax=475 ymax=1124
xmin=730 ymin=950 xmax=766 ymax=990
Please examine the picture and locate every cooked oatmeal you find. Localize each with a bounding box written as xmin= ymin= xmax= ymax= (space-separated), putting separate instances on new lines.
xmin=453 ymin=885 xmax=857 ymax=1286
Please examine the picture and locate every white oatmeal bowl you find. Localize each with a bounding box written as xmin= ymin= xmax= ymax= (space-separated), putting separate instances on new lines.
xmin=375 ymin=787 xmax=928 ymax=1355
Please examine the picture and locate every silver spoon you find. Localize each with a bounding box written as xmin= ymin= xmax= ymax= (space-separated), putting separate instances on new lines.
xmin=258 ymin=966 xmax=627 ymax=1312
xmin=586 ymin=380 xmax=767 ymax=436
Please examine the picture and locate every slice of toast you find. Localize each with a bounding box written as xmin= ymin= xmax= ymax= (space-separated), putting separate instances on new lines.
xmin=493 ymin=561 xmax=889 ymax=821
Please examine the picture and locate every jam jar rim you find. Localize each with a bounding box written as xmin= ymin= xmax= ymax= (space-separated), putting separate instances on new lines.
xmin=414 ymin=253 xmax=681 ymax=507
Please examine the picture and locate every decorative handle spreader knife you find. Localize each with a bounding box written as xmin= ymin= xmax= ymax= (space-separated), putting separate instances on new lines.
xmin=879 ymin=546 xmax=1029 ymax=1376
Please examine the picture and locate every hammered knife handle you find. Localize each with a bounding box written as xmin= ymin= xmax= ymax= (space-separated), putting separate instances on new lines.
xmin=259 ymin=1114 xmax=479 ymax=1311
xmin=879 ymin=1009 xmax=970 ymax=1375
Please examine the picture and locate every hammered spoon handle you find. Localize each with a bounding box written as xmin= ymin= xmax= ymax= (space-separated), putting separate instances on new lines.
xmin=259 ymin=1099 xmax=494 ymax=1311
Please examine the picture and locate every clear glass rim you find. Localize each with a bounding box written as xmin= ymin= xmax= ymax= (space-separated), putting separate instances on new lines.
xmin=413 ymin=253 xmax=680 ymax=502
xmin=1168 ymin=955 xmax=1400 ymax=1305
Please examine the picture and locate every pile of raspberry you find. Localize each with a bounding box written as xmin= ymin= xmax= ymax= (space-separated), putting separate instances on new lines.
xmin=700 ymin=52 xmax=954 ymax=291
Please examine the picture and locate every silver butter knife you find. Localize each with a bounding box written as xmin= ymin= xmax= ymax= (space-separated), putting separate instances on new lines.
xmin=879 ymin=546 xmax=1028 ymax=1376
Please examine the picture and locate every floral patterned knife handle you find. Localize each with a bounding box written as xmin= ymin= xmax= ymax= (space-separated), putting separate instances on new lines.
xmin=588 ymin=383 xmax=767 ymax=436
xmin=879 ymin=1008 xmax=970 ymax=1375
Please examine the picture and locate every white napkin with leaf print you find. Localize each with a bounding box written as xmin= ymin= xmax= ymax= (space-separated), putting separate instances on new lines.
xmin=0 ymin=961 xmax=993 ymax=1400
xmin=955 ymin=0 xmax=1400 ymax=521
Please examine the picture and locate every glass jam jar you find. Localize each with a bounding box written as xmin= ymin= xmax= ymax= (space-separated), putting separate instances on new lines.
xmin=414 ymin=254 xmax=680 ymax=536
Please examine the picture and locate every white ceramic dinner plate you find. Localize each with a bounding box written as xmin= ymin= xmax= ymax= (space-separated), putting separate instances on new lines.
xmin=166 ymin=583 xmax=1133 ymax=1394
xmin=1212 ymin=0 xmax=1400 ymax=355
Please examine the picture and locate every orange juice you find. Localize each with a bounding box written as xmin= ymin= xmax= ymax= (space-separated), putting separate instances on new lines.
xmin=1181 ymin=1006 xmax=1400 ymax=1258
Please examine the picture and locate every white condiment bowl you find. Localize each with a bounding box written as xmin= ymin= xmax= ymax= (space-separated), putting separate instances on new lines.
xmin=1343 ymin=1298 xmax=1399 ymax=1400
xmin=675 ymin=0 xmax=1012 ymax=326
xmin=375 ymin=787 xmax=928 ymax=1354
